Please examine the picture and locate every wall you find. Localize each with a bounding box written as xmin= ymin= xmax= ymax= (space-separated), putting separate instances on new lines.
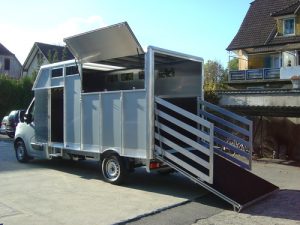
xmin=23 ymin=51 xmax=48 ymax=77
xmin=219 ymin=91 xmax=300 ymax=107
xmin=237 ymin=50 xmax=248 ymax=70
xmin=276 ymin=14 xmax=300 ymax=36
xmin=253 ymin=117 xmax=300 ymax=160
xmin=296 ymin=15 xmax=300 ymax=35
xmin=0 ymin=55 xmax=22 ymax=78
xmin=27 ymin=55 xmax=48 ymax=77
xmin=280 ymin=65 xmax=300 ymax=79
xmin=276 ymin=18 xmax=283 ymax=36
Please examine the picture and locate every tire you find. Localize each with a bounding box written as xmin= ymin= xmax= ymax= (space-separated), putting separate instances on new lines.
xmin=101 ymin=154 xmax=127 ymax=185
xmin=15 ymin=140 xmax=29 ymax=163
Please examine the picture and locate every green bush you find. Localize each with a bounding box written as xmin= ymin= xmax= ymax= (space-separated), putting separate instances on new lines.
xmin=0 ymin=75 xmax=34 ymax=119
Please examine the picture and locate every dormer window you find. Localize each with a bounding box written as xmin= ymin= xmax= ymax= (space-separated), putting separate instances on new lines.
xmin=283 ymin=18 xmax=295 ymax=36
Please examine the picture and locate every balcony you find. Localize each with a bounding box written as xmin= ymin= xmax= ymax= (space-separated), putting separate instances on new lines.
xmin=229 ymin=68 xmax=280 ymax=82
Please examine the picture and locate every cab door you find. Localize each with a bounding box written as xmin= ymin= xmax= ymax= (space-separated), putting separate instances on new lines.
xmin=15 ymin=98 xmax=45 ymax=159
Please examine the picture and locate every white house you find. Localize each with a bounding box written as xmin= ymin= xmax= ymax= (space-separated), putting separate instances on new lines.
xmin=22 ymin=42 xmax=73 ymax=77
xmin=0 ymin=43 xmax=22 ymax=79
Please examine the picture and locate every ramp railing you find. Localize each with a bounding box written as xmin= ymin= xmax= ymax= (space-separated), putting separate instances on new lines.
xmin=154 ymin=97 xmax=214 ymax=184
xmin=197 ymin=97 xmax=253 ymax=170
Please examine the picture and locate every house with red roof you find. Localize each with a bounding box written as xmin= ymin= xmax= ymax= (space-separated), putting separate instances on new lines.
xmin=220 ymin=0 xmax=300 ymax=160
xmin=227 ymin=0 xmax=300 ymax=88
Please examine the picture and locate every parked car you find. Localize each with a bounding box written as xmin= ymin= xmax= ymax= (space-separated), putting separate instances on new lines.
xmin=6 ymin=110 xmax=25 ymax=138
xmin=0 ymin=116 xmax=8 ymax=135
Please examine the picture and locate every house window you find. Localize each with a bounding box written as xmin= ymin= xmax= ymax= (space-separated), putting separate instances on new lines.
xmin=283 ymin=18 xmax=295 ymax=36
xmin=4 ymin=58 xmax=10 ymax=70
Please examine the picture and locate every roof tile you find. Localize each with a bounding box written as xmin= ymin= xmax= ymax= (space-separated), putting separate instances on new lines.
xmin=35 ymin=42 xmax=74 ymax=61
xmin=0 ymin=43 xmax=14 ymax=56
xmin=227 ymin=0 xmax=299 ymax=51
xmin=271 ymin=0 xmax=300 ymax=17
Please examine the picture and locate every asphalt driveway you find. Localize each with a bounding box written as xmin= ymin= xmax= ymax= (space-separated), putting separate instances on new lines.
xmin=0 ymin=139 xmax=217 ymax=225
xmin=1 ymin=137 xmax=299 ymax=225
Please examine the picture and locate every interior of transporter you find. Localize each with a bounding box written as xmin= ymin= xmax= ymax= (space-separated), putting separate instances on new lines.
xmin=31 ymin=22 xmax=278 ymax=212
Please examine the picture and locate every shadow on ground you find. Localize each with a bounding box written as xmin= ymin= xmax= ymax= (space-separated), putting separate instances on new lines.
xmin=4 ymin=157 xmax=208 ymax=201
xmin=0 ymin=141 xmax=207 ymax=201
xmin=242 ymin=189 xmax=300 ymax=221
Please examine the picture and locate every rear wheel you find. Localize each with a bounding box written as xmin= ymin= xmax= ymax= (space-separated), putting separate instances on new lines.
xmin=101 ymin=154 xmax=127 ymax=185
xmin=15 ymin=140 xmax=29 ymax=163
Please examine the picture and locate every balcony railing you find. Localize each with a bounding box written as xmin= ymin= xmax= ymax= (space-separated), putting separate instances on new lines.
xmin=229 ymin=68 xmax=280 ymax=82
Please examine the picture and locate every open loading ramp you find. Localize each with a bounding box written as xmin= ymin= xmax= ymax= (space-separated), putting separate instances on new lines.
xmin=154 ymin=97 xmax=278 ymax=212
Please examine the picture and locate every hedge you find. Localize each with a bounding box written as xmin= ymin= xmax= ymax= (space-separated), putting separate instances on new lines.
xmin=0 ymin=75 xmax=34 ymax=120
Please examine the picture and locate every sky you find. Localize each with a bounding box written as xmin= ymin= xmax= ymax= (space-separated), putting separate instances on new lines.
xmin=0 ymin=0 xmax=251 ymax=66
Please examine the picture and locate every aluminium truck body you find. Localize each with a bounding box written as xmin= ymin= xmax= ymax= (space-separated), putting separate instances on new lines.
xmin=15 ymin=22 xmax=204 ymax=180
xmin=14 ymin=22 xmax=278 ymax=211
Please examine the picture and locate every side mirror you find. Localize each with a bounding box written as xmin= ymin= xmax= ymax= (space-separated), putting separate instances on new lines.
xmin=19 ymin=111 xmax=25 ymax=123
xmin=24 ymin=113 xmax=33 ymax=124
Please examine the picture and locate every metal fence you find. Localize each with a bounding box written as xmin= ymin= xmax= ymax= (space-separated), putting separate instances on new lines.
xmin=229 ymin=68 xmax=280 ymax=81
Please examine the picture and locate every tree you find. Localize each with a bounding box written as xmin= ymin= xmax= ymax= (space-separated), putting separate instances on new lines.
xmin=52 ymin=49 xmax=59 ymax=63
xmin=203 ymin=60 xmax=228 ymax=103
xmin=47 ymin=49 xmax=59 ymax=63
xmin=0 ymin=75 xmax=34 ymax=119
xmin=47 ymin=50 xmax=53 ymax=63
xmin=204 ymin=60 xmax=227 ymax=91
xmin=228 ymin=58 xmax=239 ymax=71
xmin=62 ymin=47 xmax=68 ymax=61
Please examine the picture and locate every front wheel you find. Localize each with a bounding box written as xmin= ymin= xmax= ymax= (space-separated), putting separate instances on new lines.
xmin=101 ymin=154 xmax=127 ymax=185
xmin=15 ymin=140 xmax=29 ymax=163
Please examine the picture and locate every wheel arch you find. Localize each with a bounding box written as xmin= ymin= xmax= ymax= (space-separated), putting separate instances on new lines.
xmin=100 ymin=149 xmax=131 ymax=169
xmin=14 ymin=137 xmax=24 ymax=149
xmin=101 ymin=148 xmax=121 ymax=160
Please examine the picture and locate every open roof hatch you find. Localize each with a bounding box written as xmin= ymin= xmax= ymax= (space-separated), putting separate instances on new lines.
xmin=64 ymin=22 xmax=144 ymax=63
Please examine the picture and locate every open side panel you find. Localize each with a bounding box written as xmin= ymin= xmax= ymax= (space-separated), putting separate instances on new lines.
xmin=64 ymin=22 xmax=144 ymax=63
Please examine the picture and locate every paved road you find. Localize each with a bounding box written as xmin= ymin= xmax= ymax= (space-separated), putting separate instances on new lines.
xmin=0 ymin=140 xmax=224 ymax=225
